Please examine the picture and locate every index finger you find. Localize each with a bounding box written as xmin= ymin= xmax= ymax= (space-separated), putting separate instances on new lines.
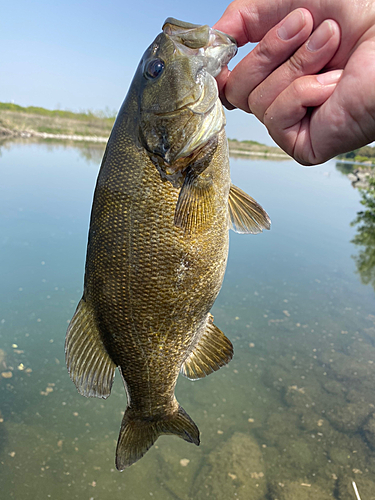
xmin=213 ymin=0 xmax=327 ymax=44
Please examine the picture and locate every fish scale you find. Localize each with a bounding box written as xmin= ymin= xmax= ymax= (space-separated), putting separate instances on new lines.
xmin=65 ymin=18 xmax=270 ymax=470
xmin=87 ymin=127 xmax=229 ymax=389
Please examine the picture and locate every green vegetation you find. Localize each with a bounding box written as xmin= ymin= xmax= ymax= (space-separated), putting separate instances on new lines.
xmin=227 ymin=138 xmax=288 ymax=158
xmin=0 ymin=102 xmax=116 ymax=121
xmin=338 ymin=144 xmax=375 ymax=165
xmin=228 ymin=138 xmax=263 ymax=146
xmin=351 ymin=177 xmax=375 ymax=290
xmin=0 ymin=101 xmax=115 ymax=140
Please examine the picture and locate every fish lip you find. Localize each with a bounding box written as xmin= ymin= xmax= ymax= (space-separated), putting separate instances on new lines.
xmin=214 ymin=29 xmax=237 ymax=46
xmin=164 ymin=19 xmax=238 ymax=78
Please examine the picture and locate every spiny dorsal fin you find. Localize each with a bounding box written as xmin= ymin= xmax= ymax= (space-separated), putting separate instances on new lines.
xmin=228 ymin=184 xmax=271 ymax=234
xmin=116 ymin=402 xmax=199 ymax=470
xmin=65 ymin=298 xmax=116 ymax=399
xmin=174 ymin=170 xmax=215 ymax=234
xmin=181 ymin=314 xmax=233 ymax=380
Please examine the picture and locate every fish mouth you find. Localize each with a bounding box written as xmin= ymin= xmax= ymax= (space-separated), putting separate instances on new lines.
xmin=157 ymin=19 xmax=237 ymax=127
xmin=160 ymin=18 xmax=237 ymax=120
xmin=163 ymin=18 xmax=237 ymax=78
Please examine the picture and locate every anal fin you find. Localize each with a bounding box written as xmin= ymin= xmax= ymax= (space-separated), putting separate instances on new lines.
xmin=181 ymin=314 xmax=233 ymax=380
xmin=65 ymin=298 xmax=116 ymax=399
xmin=228 ymin=183 xmax=271 ymax=234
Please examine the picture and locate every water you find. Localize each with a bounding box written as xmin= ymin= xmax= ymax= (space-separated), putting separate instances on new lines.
xmin=0 ymin=140 xmax=374 ymax=499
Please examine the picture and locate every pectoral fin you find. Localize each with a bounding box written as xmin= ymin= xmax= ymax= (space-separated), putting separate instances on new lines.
xmin=228 ymin=184 xmax=271 ymax=234
xmin=181 ymin=314 xmax=233 ymax=380
xmin=174 ymin=169 xmax=215 ymax=234
xmin=65 ymin=298 xmax=116 ymax=399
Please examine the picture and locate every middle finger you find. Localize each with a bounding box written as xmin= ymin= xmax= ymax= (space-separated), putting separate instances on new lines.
xmin=249 ymin=19 xmax=341 ymax=122
xmin=225 ymin=8 xmax=314 ymax=112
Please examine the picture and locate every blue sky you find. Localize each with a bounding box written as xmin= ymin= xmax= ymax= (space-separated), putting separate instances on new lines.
xmin=1 ymin=0 xmax=276 ymax=144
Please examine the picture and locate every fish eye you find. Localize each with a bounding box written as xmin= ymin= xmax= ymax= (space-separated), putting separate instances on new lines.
xmin=145 ymin=59 xmax=165 ymax=79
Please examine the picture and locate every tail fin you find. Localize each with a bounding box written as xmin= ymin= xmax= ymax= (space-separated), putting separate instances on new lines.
xmin=115 ymin=405 xmax=200 ymax=470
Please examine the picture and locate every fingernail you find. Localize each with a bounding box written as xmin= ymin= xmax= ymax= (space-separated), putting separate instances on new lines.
xmin=316 ymin=69 xmax=343 ymax=85
xmin=307 ymin=20 xmax=334 ymax=52
xmin=277 ymin=9 xmax=305 ymax=41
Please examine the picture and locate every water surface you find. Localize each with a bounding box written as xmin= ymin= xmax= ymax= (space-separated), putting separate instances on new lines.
xmin=1 ymin=140 xmax=374 ymax=500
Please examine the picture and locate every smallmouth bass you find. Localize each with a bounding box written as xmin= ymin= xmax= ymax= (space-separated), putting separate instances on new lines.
xmin=65 ymin=18 xmax=270 ymax=470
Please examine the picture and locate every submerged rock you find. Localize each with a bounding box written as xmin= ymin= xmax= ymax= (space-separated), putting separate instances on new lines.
xmin=155 ymin=437 xmax=202 ymax=499
xmin=363 ymin=414 xmax=375 ymax=449
xmin=193 ymin=432 xmax=266 ymax=500
xmin=326 ymin=402 xmax=371 ymax=433
xmin=322 ymin=380 xmax=347 ymax=396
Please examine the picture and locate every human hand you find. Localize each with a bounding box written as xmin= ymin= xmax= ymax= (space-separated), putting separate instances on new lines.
xmin=214 ymin=0 xmax=375 ymax=165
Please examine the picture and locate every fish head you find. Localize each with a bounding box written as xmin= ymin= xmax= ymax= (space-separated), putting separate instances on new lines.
xmin=137 ymin=18 xmax=237 ymax=179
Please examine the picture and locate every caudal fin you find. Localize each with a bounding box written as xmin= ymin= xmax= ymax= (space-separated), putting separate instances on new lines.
xmin=115 ymin=405 xmax=200 ymax=470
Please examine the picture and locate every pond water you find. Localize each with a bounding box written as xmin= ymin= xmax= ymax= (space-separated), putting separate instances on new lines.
xmin=0 ymin=140 xmax=374 ymax=500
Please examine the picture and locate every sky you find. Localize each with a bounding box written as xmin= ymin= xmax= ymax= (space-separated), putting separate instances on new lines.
xmin=0 ymin=0 xmax=277 ymax=145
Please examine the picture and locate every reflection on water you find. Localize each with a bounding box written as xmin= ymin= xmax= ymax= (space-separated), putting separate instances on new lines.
xmin=351 ymin=178 xmax=375 ymax=291
xmin=335 ymin=161 xmax=356 ymax=175
xmin=1 ymin=141 xmax=375 ymax=499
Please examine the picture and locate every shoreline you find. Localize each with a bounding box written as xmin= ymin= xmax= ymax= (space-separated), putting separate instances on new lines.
xmin=229 ymin=148 xmax=289 ymax=159
xmin=0 ymin=127 xmax=108 ymax=143
xmin=1 ymin=126 xmax=374 ymax=171
xmin=0 ymin=127 xmax=291 ymax=159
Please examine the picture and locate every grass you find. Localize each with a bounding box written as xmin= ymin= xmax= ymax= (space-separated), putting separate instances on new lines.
xmin=0 ymin=102 xmax=115 ymax=139
xmin=0 ymin=102 xmax=116 ymax=122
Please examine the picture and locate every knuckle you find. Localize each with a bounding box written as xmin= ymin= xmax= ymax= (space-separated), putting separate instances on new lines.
xmin=253 ymin=39 xmax=275 ymax=66
xmin=248 ymin=91 xmax=262 ymax=118
xmin=287 ymin=52 xmax=306 ymax=75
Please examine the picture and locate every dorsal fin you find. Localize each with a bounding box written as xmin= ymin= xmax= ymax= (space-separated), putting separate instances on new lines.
xmin=181 ymin=314 xmax=233 ymax=380
xmin=65 ymin=298 xmax=116 ymax=399
xmin=228 ymin=184 xmax=271 ymax=234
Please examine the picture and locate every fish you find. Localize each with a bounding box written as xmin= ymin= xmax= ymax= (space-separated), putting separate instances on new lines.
xmin=65 ymin=17 xmax=270 ymax=470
